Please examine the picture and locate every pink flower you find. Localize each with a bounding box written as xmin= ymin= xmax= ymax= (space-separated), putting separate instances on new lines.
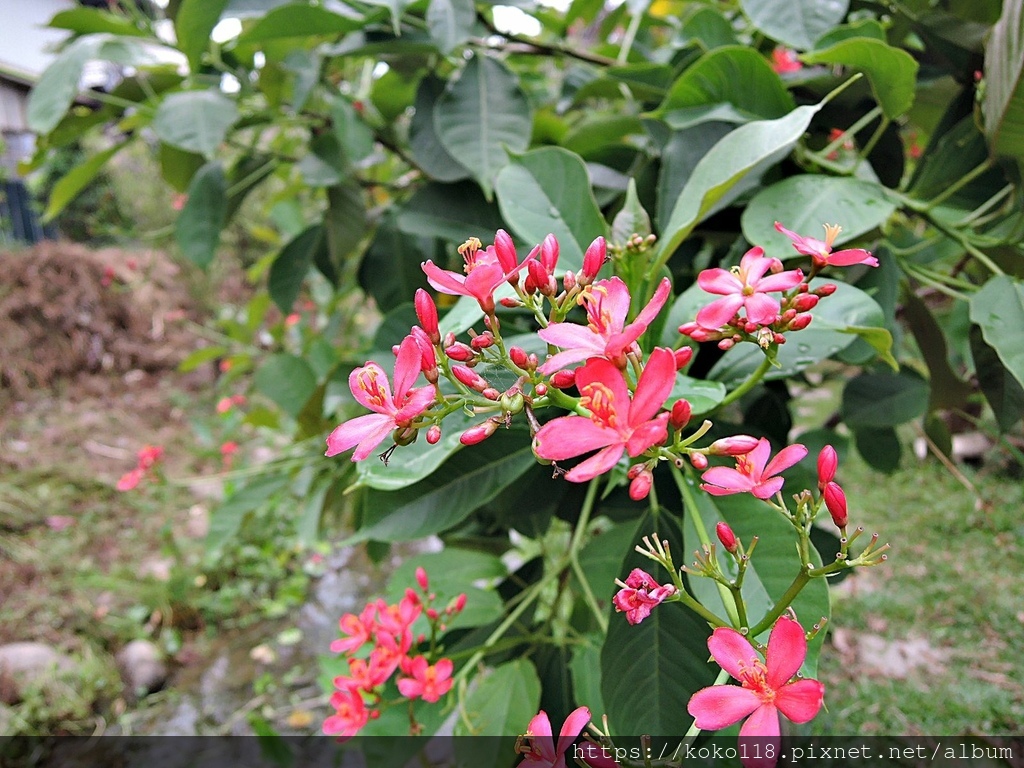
xmin=534 ymin=349 xmax=676 ymax=482
xmin=700 ymin=438 xmax=807 ymax=500
xmin=612 ymin=568 xmax=677 ymax=625
xmin=695 ymin=247 xmax=804 ymax=329
xmin=517 ymin=706 xmax=594 ymax=768
xmin=326 ymin=335 xmax=436 ymax=461
xmin=421 ymin=231 xmax=533 ymax=313
xmin=137 ymin=445 xmax=164 ymax=470
xmin=323 ymin=688 xmax=370 ymax=740
xmin=538 ymin=277 xmax=671 ymax=372
xmin=330 ymin=605 xmax=377 ymax=654
xmin=687 ymin=617 xmax=824 ymax=765
xmin=771 ymin=48 xmax=802 ymax=74
xmin=774 ymin=222 xmax=879 ymax=268
xmin=116 ymin=467 xmax=144 ymax=492
xmin=396 ymin=656 xmax=453 ymax=703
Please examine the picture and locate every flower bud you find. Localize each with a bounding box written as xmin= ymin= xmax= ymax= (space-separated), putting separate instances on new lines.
xmin=470 ymin=332 xmax=494 ymax=350
xmin=708 ymin=435 xmax=760 ymax=456
xmin=426 ymin=425 xmax=441 ymax=444
xmin=797 ymin=282 xmax=809 ymax=293
xmin=716 ymin=522 xmax=738 ymax=553
xmin=426 ymin=608 xmax=439 ymax=621
xmin=499 ymin=297 xmax=523 ymax=308
xmin=534 ymin=383 xmax=548 ymax=397
xmin=415 ymin=567 xmax=429 ymax=592
xmin=540 ymin=233 xmax=559 ymax=272
xmin=674 ymin=347 xmax=694 ymax=370
xmin=768 ymin=258 xmax=784 ymax=273
xmin=443 ymin=332 xmax=456 ymax=348
xmin=493 ymin=229 xmax=518 ymax=273
xmin=452 ymin=365 xmax=488 ymax=391
xmin=414 ymin=289 xmax=440 ymax=343
xmin=528 ymin=259 xmax=555 ymax=296
xmin=581 ymin=237 xmax=606 ymax=284
xmin=670 ymin=400 xmax=692 ymax=431
xmin=563 ymin=270 xmax=577 ymax=293
xmin=550 ymin=369 xmax=576 ymax=389
xmin=460 ymin=419 xmax=499 ymax=445
xmin=781 ymin=308 xmax=797 ymax=322
xmin=792 ymin=294 xmax=819 ymax=312
xmin=814 ymin=283 xmax=838 ymax=297
xmin=445 ymin=343 xmax=475 ymax=362
xmin=509 ymin=346 xmax=528 ymax=368
xmin=482 ymin=387 xmax=500 ymax=400
xmin=718 ymin=338 xmax=735 ymax=351
xmin=629 ymin=469 xmax=653 ymax=501
xmin=690 ymin=452 xmax=709 ymax=469
xmin=452 ymin=593 xmax=467 ymax=613
xmin=823 ymin=481 xmax=848 ymax=528
xmin=817 ymin=445 xmax=838 ymax=487
xmin=773 ymin=332 xmax=786 ymax=345
xmin=788 ymin=314 xmax=812 ymax=331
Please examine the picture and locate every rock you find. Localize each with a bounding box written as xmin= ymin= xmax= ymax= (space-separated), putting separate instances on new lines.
xmin=116 ymin=640 xmax=168 ymax=698
xmin=0 ymin=642 xmax=76 ymax=704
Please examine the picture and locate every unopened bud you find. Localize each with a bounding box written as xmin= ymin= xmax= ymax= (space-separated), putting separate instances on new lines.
xmin=482 ymin=387 xmax=500 ymax=400
xmin=443 ymin=332 xmax=456 ymax=348
xmin=528 ymin=260 xmax=555 ymax=296
xmin=797 ymin=283 xmax=809 ymax=293
xmin=493 ymin=229 xmax=518 ymax=273
xmin=426 ymin=608 xmax=439 ymax=621
xmin=626 ymin=464 xmax=644 ymax=479
xmin=510 ymin=346 xmax=528 ymax=368
xmin=814 ymin=283 xmax=838 ymax=297
xmin=789 ymin=314 xmax=812 ymax=331
xmin=718 ymin=338 xmax=735 ymax=350
xmin=709 ymin=435 xmax=760 ymax=456
xmin=629 ymin=469 xmax=653 ymax=501
xmin=674 ymin=347 xmax=694 ymax=370
xmin=690 ymin=452 xmax=709 ymax=469
xmin=792 ymin=294 xmax=819 ymax=312
xmin=540 ymin=233 xmax=559 ymax=271
xmin=534 ymin=383 xmax=548 ymax=397
xmin=452 ymin=593 xmax=467 ymax=613
xmin=581 ymin=236 xmax=605 ymax=283
xmin=426 ymin=425 xmax=442 ymax=444
xmin=415 ymin=567 xmax=429 ymax=591
xmin=768 ymin=258 xmax=784 ymax=273
xmin=670 ymin=400 xmax=692 ymax=431
xmin=823 ymin=481 xmax=848 ymax=528
xmin=470 ymin=332 xmax=494 ymax=350
xmin=782 ymin=309 xmax=797 ymax=322
xmin=445 ymin=343 xmax=475 ymax=362
xmin=773 ymin=332 xmax=786 ymax=345
xmin=500 ymin=297 xmax=523 ymax=308
xmin=550 ymin=369 xmax=576 ymax=389
xmin=818 ymin=445 xmax=838 ymax=487
xmin=563 ymin=270 xmax=577 ymax=293
xmin=716 ymin=522 xmax=738 ymax=553
xmin=414 ymin=289 xmax=440 ymax=343
xmin=460 ymin=419 xmax=499 ymax=445
xmin=452 ymin=365 xmax=488 ymax=391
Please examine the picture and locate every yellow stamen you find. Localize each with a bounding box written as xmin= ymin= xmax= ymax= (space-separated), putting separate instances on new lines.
xmin=822 ymin=224 xmax=842 ymax=248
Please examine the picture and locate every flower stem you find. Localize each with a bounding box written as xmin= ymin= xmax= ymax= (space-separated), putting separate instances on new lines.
xmin=747 ymin=569 xmax=810 ymax=637
xmin=713 ymin=355 xmax=773 ymax=413
xmin=569 ymin=480 xmax=609 ymax=632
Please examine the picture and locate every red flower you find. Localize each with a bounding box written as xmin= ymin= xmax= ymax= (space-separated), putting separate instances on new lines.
xmin=326 ymin=335 xmax=436 ymax=461
xmin=695 ymin=247 xmax=803 ymax=330
xmin=421 ymin=231 xmax=533 ymax=313
xmin=687 ymin=617 xmax=824 ymax=766
xmin=700 ymin=438 xmax=807 ymax=500
xmin=771 ymin=48 xmax=802 ymax=74
xmin=323 ymin=688 xmax=370 ymax=740
xmin=116 ymin=468 xmax=144 ymax=492
xmin=537 ymin=277 xmax=671 ymax=372
xmin=612 ymin=568 xmax=676 ymax=625
xmin=396 ymin=656 xmax=454 ymax=703
xmin=774 ymin=222 xmax=879 ymax=268
xmin=517 ymin=707 xmax=595 ymax=768
xmin=330 ymin=605 xmax=377 ymax=654
xmin=534 ymin=349 xmax=675 ymax=482
xmin=137 ymin=445 xmax=164 ymax=469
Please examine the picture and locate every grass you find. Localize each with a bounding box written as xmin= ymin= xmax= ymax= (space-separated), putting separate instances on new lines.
xmin=810 ymin=452 xmax=1024 ymax=734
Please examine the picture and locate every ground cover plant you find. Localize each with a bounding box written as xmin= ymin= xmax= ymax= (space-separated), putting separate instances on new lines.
xmin=17 ymin=0 xmax=1024 ymax=760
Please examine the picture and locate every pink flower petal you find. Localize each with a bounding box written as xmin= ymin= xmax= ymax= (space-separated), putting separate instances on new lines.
xmin=738 ymin=705 xmax=781 ymax=768
xmin=564 ymin=444 xmax=626 ymax=482
xmin=392 ymin=385 xmax=437 ymax=423
xmin=535 ymin=417 xmax=618 ymax=461
xmin=422 ymin=261 xmax=470 ymax=296
xmin=746 ymin=438 xmax=772 ymax=475
xmin=349 ymin=362 xmax=392 ymax=413
xmin=538 ymin=323 xmax=604 ymax=352
xmin=537 ymin=348 xmax=595 ymax=375
xmin=702 ymin=483 xmax=745 ymax=496
xmin=763 ymin=443 xmax=808 ymax=477
xmin=751 ymin=476 xmax=785 ymax=500
xmin=392 ymin=336 xmax=424 ymax=402
xmin=597 ymin=277 xmax=633 ymax=328
xmin=464 ymin=262 xmax=505 ymax=302
xmin=696 ymin=295 xmax=745 ymax=329
xmin=701 ymin=467 xmax=755 ymax=494
xmin=687 ymin=685 xmax=761 ymax=730
xmin=629 ymin=348 xmax=676 ymax=424
xmin=828 ymin=248 xmax=878 ymax=267
xmin=755 ymin=269 xmax=804 ymax=293
xmin=576 ymin=358 xmax=630 ymax=406
xmin=326 ymin=413 xmax=393 ymax=459
xmin=765 ymin=615 xmax=807 ymax=689
xmin=525 ymin=711 xmax=557 ymax=763
xmin=743 ymin=292 xmax=781 ymax=326
xmin=775 ymin=678 xmax=825 ymax=723
xmin=697 ymin=268 xmax=743 ymax=296
xmin=625 ymin=414 xmax=669 ymax=457
xmin=556 ymin=706 xmax=591 ymax=755
xmin=739 ymin=248 xmax=771 ymax=285
xmin=633 ymin=277 xmax=672 ymax=329
xmin=707 ymin=627 xmax=760 ymax=681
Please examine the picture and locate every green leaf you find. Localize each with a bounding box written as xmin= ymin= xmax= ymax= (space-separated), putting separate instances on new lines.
xmin=396 ymin=181 xmax=505 ymax=242
xmin=656 ymin=121 xmax=735 ymax=231
xmin=601 ymin=512 xmax=716 ymax=736
xmin=656 ymin=101 xmax=827 ymax=264
xmin=495 ymin=147 xmax=607 ymax=274
xmin=454 ymin=660 xmax=540 ymax=764
xmin=330 ymin=97 xmax=375 ymax=165
xmin=409 ymin=77 xmax=472 ymax=182
xmin=841 ymin=371 xmax=929 ymax=428
xmin=741 ymin=176 xmax=896 ymax=259
xmin=152 ymin=90 xmax=239 ymax=158
xmin=982 ymin=0 xmax=1024 ymax=164
xmin=681 ymin=487 xmax=831 ymax=674
xmin=324 ymin=181 xmax=369 ymax=274
xmin=902 ymin=291 xmax=973 ymax=410
xmin=708 ymin=279 xmax=887 ymax=385
xmin=159 ymin=143 xmax=205 ymax=193
xmin=388 ymin=549 xmax=506 ymax=630
xmin=49 ymin=7 xmax=148 ymax=37
xmin=814 ymin=18 xmax=886 ymax=48
xmin=354 ymin=429 xmax=535 ymax=542
xmin=27 ymin=36 xmax=103 ymax=135
xmin=569 ymin=641 xmax=605 ymax=716
xmin=668 ymin=375 xmax=727 ymax=415
xmin=359 ymin=221 xmax=432 ymax=313
xmin=206 ymin=476 xmax=290 ymax=555
xmin=840 ymin=326 xmax=898 ymax=372
xmin=434 ymin=56 xmax=532 ymax=198
xmin=658 ymin=46 xmax=794 ymax=120
xmin=426 ymin=0 xmax=475 ymax=53
xmin=611 ymin=178 xmax=652 ymax=246
xmin=175 ymin=0 xmax=230 ymax=71
xmin=297 ymin=133 xmax=346 ymax=187
xmin=969 ymin=276 xmax=1024 ymax=392
xmin=175 ymin=162 xmax=227 ymax=269
xmin=234 ymin=3 xmax=364 ymax=44
xmin=853 ymin=426 xmax=901 ymax=473
xmin=969 ymin=326 xmax=1024 ymax=432
xmin=741 ymin=0 xmax=848 ymax=50
xmin=178 ymin=345 xmax=228 ymax=372
xmin=269 ymin=225 xmax=322 ymax=312
xmin=42 ymin=143 xmax=124 ymax=222
xmin=676 ymin=6 xmax=739 ymax=50
xmin=802 ymin=38 xmax=919 ymax=120
xmin=254 ymin=354 xmax=318 ymax=418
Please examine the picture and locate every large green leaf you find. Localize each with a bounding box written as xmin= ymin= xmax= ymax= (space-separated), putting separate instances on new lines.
xmin=42 ymin=143 xmax=125 ymax=222
xmin=152 ymin=90 xmax=239 ymax=158
xmin=681 ymin=487 xmax=831 ymax=674
xmin=354 ymin=429 xmax=535 ymax=542
xmin=982 ymin=0 xmax=1024 ymax=164
xmin=358 ymin=221 xmax=432 ymax=313
xmin=409 ymin=77 xmax=472 ymax=182
xmin=495 ymin=147 xmax=607 ymax=274
xmin=396 ymin=181 xmax=505 ymax=242
xmin=434 ymin=56 xmax=532 ymax=198
xmin=27 ymin=36 xmax=104 ymax=134
xmin=656 ymin=121 xmax=735 ymax=230
xmin=234 ymin=2 xmax=364 ymax=44
xmin=708 ymin=279 xmax=888 ymax=385
xmin=455 ymin=659 xmax=540 ymax=766
xmin=969 ymin=275 xmax=1024 ymax=391
xmin=49 ymin=7 xmax=148 ymax=37
xmin=600 ymin=512 xmax=716 ymax=736
xmin=426 ymin=0 xmax=475 ymax=53
xmin=841 ymin=371 xmax=929 ymax=428
xmin=656 ymin=101 xmax=827 ymax=265
xmin=175 ymin=0 xmax=230 ymax=71
xmin=802 ymin=38 xmax=919 ymax=120
xmin=254 ymin=353 xmax=318 ymax=418
xmin=387 ymin=549 xmax=506 ymax=630
xmin=269 ymin=225 xmax=323 ymax=312
xmin=741 ymin=0 xmax=848 ymax=50
xmin=658 ymin=46 xmax=794 ymax=120
xmin=668 ymin=375 xmax=727 ymax=415
xmin=902 ymin=291 xmax=973 ymax=411
xmin=969 ymin=326 xmax=1024 ymax=432
xmin=174 ymin=162 xmax=227 ymax=268
xmin=323 ymin=181 xmax=369 ymax=274
xmin=741 ymin=176 xmax=896 ymax=259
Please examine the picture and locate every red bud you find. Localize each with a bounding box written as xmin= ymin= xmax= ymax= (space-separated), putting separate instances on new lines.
xmin=415 ymin=567 xmax=429 ymax=591
xmin=509 ymin=346 xmax=528 ymax=368
xmin=670 ymin=400 xmax=692 ymax=431
xmin=818 ymin=445 xmax=838 ymax=487
xmin=581 ymin=237 xmax=605 ymax=283
xmin=708 ymin=436 xmax=760 ymax=456
xmin=629 ymin=469 xmax=653 ymax=500
xmin=690 ymin=453 xmax=709 ymax=469
xmin=674 ymin=347 xmax=694 ymax=370
xmin=452 ymin=365 xmax=488 ymax=391
xmin=414 ymin=289 xmax=439 ymax=342
xmin=823 ymin=481 xmax=848 ymax=527
xmin=716 ymin=522 xmax=738 ymax=553
xmin=540 ymin=233 xmax=559 ymax=271
xmin=493 ymin=229 xmax=518 ymax=273
xmin=460 ymin=419 xmax=499 ymax=445
xmin=550 ymin=369 xmax=576 ymax=389
xmin=788 ymin=314 xmax=812 ymax=331
xmin=445 ymin=343 xmax=475 ymax=362
xmin=426 ymin=425 xmax=441 ymax=444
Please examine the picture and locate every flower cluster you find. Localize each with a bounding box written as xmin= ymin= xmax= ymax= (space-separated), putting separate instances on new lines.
xmin=116 ymin=444 xmax=164 ymax=492
xmin=324 ymin=568 xmax=463 ymax=739
xmin=516 ymin=707 xmax=616 ymax=768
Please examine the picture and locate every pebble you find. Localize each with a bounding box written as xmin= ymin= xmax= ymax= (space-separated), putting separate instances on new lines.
xmin=0 ymin=642 xmax=76 ymax=704
xmin=116 ymin=640 xmax=169 ymax=698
